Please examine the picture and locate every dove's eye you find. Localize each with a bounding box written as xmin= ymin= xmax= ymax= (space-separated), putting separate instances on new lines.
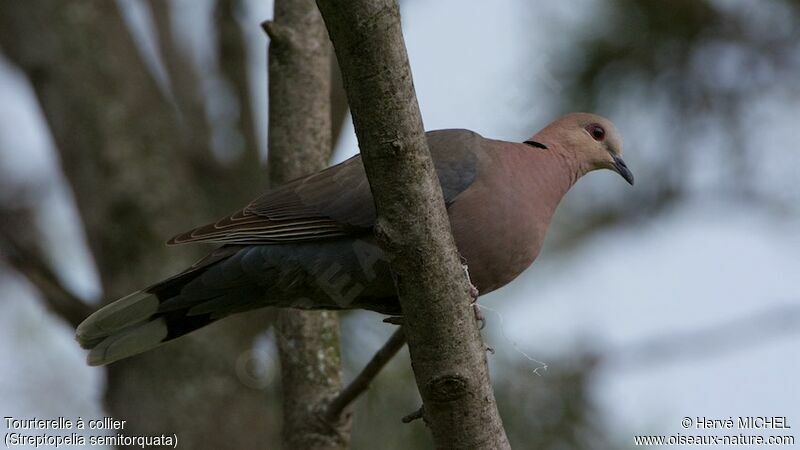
xmin=587 ymin=124 xmax=605 ymax=141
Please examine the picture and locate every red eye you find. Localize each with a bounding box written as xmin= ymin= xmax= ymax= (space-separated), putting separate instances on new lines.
xmin=588 ymin=125 xmax=605 ymax=141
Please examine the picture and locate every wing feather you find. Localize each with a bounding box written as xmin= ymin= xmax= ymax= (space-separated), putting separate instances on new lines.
xmin=168 ymin=130 xmax=481 ymax=246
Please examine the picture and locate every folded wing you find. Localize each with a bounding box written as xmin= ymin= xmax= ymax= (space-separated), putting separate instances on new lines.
xmin=168 ymin=129 xmax=482 ymax=246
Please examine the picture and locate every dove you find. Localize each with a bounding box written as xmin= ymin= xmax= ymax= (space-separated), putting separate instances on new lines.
xmin=76 ymin=112 xmax=633 ymax=365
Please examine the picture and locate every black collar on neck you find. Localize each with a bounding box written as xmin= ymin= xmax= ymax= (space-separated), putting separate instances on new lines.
xmin=523 ymin=140 xmax=548 ymax=150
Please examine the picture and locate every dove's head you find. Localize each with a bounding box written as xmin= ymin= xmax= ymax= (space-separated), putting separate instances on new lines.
xmin=526 ymin=112 xmax=633 ymax=185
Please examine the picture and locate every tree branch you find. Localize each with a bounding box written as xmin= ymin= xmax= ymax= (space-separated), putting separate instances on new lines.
xmin=147 ymin=0 xmax=213 ymax=164
xmin=0 ymin=207 xmax=91 ymax=328
xmin=215 ymin=0 xmax=259 ymax=160
xmin=266 ymin=1 xmax=349 ymax=448
xmin=606 ymin=303 xmax=800 ymax=371
xmin=325 ymin=328 xmax=406 ymax=422
xmin=315 ymin=1 xmax=510 ymax=447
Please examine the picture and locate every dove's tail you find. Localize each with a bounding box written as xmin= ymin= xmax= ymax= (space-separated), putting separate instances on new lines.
xmin=75 ymin=248 xmax=245 ymax=366
xmin=75 ymin=267 xmax=218 ymax=366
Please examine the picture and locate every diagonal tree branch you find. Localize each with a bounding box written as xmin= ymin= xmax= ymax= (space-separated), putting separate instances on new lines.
xmin=606 ymin=303 xmax=800 ymax=371
xmin=325 ymin=328 xmax=407 ymax=423
xmin=147 ymin=0 xmax=212 ymax=158
xmin=0 ymin=206 xmax=92 ymax=329
xmin=315 ymin=0 xmax=510 ymax=447
xmin=150 ymin=0 xmax=264 ymax=213
xmin=215 ymin=0 xmax=259 ymax=160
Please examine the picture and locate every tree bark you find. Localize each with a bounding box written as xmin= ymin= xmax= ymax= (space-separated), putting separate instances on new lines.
xmin=315 ymin=1 xmax=510 ymax=448
xmin=265 ymin=1 xmax=350 ymax=449
xmin=0 ymin=2 xmax=274 ymax=448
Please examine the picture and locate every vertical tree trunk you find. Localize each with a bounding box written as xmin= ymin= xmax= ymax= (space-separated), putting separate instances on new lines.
xmin=265 ymin=1 xmax=350 ymax=449
xmin=315 ymin=0 xmax=511 ymax=448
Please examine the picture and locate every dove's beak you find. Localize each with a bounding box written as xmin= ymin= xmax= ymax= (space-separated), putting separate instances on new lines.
xmin=612 ymin=155 xmax=634 ymax=185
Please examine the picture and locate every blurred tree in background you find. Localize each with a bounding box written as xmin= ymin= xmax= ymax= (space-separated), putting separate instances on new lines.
xmin=0 ymin=1 xmax=275 ymax=448
xmin=1 ymin=0 xmax=798 ymax=448
xmin=545 ymin=0 xmax=800 ymax=248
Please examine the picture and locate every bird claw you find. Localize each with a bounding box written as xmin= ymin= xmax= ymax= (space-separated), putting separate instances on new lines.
xmin=401 ymin=405 xmax=424 ymax=423
xmin=472 ymin=302 xmax=486 ymax=330
xmin=461 ymin=263 xmax=485 ymax=329
xmin=383 ymin=316 xmax=404 ymax=326
xmin=462 ymin=263 xmax=479 ymax=301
